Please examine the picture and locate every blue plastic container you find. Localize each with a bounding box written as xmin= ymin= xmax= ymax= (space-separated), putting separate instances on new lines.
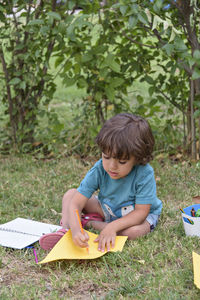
xmin=181 ymin=204 xmax=200 ymax=237
xmin=183 ymin=204 xmax=200 ymax=216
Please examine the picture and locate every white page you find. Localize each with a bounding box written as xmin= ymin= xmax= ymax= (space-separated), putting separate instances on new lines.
xmin=0 ymin=230 xmax=41 ymax=249
xmin=0 ymin=218 xmax=62 ymax=249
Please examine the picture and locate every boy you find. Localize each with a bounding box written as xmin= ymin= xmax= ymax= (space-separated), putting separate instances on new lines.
xmin=40 ymin=113 xmax=162 ymax=252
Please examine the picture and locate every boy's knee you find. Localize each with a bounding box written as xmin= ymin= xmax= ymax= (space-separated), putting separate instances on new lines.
xmin=62 ymin=188 xmax=77 ymax=203
xmin=120 ymin=222 xmax=151 ymax=240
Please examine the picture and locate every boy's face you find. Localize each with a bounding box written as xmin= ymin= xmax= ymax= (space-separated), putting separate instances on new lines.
xmin=102 ymin=152 xmax=136 ymax=180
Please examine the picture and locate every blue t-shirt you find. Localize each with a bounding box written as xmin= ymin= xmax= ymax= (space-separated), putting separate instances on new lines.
xmin=77 ymin=159 xmax=162 ymax=222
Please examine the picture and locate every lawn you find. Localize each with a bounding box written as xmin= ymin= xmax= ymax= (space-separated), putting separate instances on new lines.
xmin=0 ymin=154 xmax=200 ymax=299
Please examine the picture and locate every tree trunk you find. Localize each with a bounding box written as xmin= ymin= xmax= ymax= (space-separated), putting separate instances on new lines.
xmin=190 ymin=79 xmax=196 ymax=159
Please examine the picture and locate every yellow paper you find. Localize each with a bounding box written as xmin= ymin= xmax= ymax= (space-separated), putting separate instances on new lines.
xmin=39 ymin=229 xmax=127 ymax=264
xmin=193 ymin=251 xmax=200 ymax=289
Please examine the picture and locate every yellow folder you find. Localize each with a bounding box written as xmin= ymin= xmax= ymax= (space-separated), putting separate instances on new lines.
xmin=193 ymin=251 xmax=200 ymax=289
xmin=39 ymin=229 xmax=128 ymax=264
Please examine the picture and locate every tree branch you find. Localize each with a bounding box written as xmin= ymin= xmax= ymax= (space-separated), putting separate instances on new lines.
xmin=121 ymin=30 xmax=156 ymax=49
xmin=8 ymin=0 xmax=19 ymax=30
xmin=35 ymin=0 xmax=44 ymax=19
xmin=113 ymin=21 xmax=157 ymax=49
xmin=158 ymin=89 xmax=184 ymax=113
xmin=24 ymin=0 xmax=33 ymax=44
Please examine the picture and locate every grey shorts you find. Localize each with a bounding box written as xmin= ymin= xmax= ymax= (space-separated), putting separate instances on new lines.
xmin=146 ymin=213 xmax=160 ymax=232
xmin=96 ymin=196 xmax=160 ymax=231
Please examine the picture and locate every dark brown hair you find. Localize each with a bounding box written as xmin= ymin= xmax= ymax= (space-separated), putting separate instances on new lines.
xmin=95 ymin=113 xmax=155 ymax=165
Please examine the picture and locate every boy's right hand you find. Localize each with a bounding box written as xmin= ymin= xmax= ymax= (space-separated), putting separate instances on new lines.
xmin=72 ymin=230 xmax=89 ymax=248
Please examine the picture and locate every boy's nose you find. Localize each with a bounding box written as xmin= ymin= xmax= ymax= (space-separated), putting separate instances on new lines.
xmin=109 ymin=158 xmax=118 ymax=170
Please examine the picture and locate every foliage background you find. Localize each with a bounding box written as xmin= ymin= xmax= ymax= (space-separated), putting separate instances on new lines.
xmin=0 ymin=0 xmax=199 ymax=159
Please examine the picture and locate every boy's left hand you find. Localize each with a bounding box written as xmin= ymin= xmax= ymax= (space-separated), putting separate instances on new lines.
xmin=94 ymin=224 xmax=116 ymax=252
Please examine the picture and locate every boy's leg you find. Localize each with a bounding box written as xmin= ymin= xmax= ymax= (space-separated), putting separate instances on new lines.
xmin=81 ymin=195 xmax=106 ymax=229
xmin=118 ymin=220 xmax=151 ymax=240
xmin=118 ymin=213 xmax=159 ymax=240
xmin=61 ymin=190 xmax=105 ymax=228
xmin=83 ymin=195 xmax=104 ymax=218
xmin=40 ymin=190 xmax=107 ymax=250
xmin=40 ymin=188 xmax=77 ymax=250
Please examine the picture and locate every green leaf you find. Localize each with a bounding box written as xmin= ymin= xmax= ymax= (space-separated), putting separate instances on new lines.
xmin=120 ymin=5 xmax=128 ymax=16
xmin=144 ymin=75 xmax=154 ymax=85
xmin=191 ymin=69 xmax=200 ymax=80
xmin=63 ymin=61 xmax=72 ymax=72
xmin=55 ymin=56 xmax=64 ymax=68
xmin=47 ymin=12 xmax=61 ymax=21
xmin=165 ymin=61 xmax=174 ymax=68
xmin=77 ymin=77 xmax=88 ymax=88
xmin=149 ymin=86 xmax=155 ymax=96
xmin=138 ymin=11 xmax=148 ymax=25
xmin=193 ymin=50 xmax=200 ymax=60
xmin=67 ymin=24 xmax=76 ymax=41
xmin=110 ymin=77 xmax=125 ymax=88
xmin=63 ymin=76 xmax=76 ymax=87
xmin=162 ymin=44 xmax=174 ymax=56
xmin=74 ymin=53 xmax=82 ymax=63
xmin=188 ymin=58 xmax=196 ymax=68
xmin=40 ymin=26 xmax=49 ymax=36
xmin=99 ymin=68 xmax=109 ymax=78
xmin=152 ymin=15 xmax=158 ymax=31
xmin=0 ymin=12 xmax=6 ymax=22
xmin=105 ymin=86 xmax=115 ymax=101
xmin=9 ymin=78 xmax=21 ymax=85
xmin=194 ymin=110 xmax=200 ymax=118
xmin=112 ymin=3 xmax=121 ymax=9
xmin=15 ymin=44 xmax=25 ymax=51
xmin=130 ymin=4 xmax=139 ymax=13
xmin=137 ymin=95 xmax=143 ymax=104
xmin=94 ymin=91 xmax=102 ymax=102
xmin=68 ymin=0 xmax=76 ymax=10
xmin=128 ymin=16 xmax=138 ymax=28
xmin=105 ymin=54 xmax=120 ymax=73
xmin=194 ymin=95 xmax=200 ymax=105
xmin=174 ymin=38 xmax=188 ymax=52
xmin=73 ymin=15 xmax=92 ymax=30
xmin=58 ymin=21 xmax=67 ymax=35
xmin=74 ymin=63 xmax=81 ymax=74
xmin=19 ymin=81 xmax=26 ymax=90
xmin=109 ymin=61 xmax=121 ymax=73
xmin=153 ymin=0 xmax=163 ymax=12
xmin=150 ymin=98 xmax=158 ymax=106
xmin=28 ymin=19 xmax=44 ymax=26
xmin=169 ymin=28 xmax=176 ymax=42
xmin=92 ymin=45 xmax=107 ymax=55
xmin=82 ymin=53 xmax=93 ymax=63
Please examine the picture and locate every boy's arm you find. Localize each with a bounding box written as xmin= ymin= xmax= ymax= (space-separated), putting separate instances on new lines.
xmin=110 ymin=203 xmax=151 ymax=232
xmin=96 ymin=204 xmax=151 ymax=252
xmin=68 ymin=191 xmax=89 ymax=248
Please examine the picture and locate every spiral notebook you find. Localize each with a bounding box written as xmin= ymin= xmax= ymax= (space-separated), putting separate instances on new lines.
xmin=0 ymin=217 xmax=62 ymax=249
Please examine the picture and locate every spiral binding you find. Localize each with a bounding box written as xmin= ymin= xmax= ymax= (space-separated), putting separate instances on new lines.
xmin=0 ymin=227 xmax=40 ymax=237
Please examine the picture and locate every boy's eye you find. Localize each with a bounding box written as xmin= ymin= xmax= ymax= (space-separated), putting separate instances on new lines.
xmin=119 ymin=160 xmax=126 ymax=165
xmin=103 ymin=155 xmax=110 ymax=160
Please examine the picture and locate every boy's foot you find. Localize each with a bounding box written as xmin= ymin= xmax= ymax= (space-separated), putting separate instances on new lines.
xmin=81 ymin=213 xmax=104 ymax=228
xmin=39 ymin=228 xmax=68 ymax=250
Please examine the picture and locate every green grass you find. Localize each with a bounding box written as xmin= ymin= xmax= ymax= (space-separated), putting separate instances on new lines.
xmin=0 ymin=154 xmax=200 ymax=299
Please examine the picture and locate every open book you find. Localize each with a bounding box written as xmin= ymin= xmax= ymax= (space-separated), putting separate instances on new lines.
xmin=0 ymin=217 xmax=62 ymax=249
